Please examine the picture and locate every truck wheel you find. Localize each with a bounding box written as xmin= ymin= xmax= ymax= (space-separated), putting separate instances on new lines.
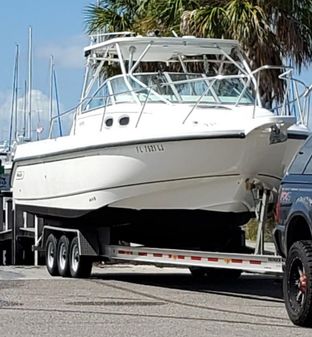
xmin=69 ymin=237 xmax=92 ymax=278
xmin=284 ymin=240 xmax=312 ymax=327
xmin=45 ymin=234 xmax=59 ymax=276
xmin=57 ymin=235 xmax=70 ymax=277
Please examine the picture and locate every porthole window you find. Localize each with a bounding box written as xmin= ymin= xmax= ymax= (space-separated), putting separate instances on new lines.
xmin=105 ymin=118 xmax=113 ymax=127
xmin=119 ymin=116 xmax=130 ymax=126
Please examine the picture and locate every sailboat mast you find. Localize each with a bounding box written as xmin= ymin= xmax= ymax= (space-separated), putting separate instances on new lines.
xmin=49 ymin=55 xmax=54 ymax=123
xmin=27 ymin=26 xmax=33 ymax=140
xmin=53 ymin=68 xmax=63 ymax=137
xmin=9 ymin=44 xmax=19 ymax=148
xmin=49 ymin=56 xmax=63 ymax=137
xmin=23 ymin=80 xmax=27 ymax=138
xmin=14 ymin=45 xmax=19 ymax=141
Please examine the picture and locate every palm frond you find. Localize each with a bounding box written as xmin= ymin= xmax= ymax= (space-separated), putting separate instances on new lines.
xmin=84 ymin=0 xmax=141 ymax=33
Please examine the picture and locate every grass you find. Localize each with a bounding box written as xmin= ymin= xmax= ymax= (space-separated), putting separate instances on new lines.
xmin=244 ymin=216 xmax=275 ymax=242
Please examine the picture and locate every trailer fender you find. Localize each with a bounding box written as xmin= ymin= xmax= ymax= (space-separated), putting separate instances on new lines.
xmin=40 ymin=226 xmax=99 ymax=257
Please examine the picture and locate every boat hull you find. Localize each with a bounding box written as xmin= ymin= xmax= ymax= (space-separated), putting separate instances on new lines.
xmin=12 ymin=128 xmax=306 ymax=218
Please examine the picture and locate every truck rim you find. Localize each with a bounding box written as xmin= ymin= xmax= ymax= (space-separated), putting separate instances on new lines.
xmin=289 ymin=257 xmax=307 ymax=312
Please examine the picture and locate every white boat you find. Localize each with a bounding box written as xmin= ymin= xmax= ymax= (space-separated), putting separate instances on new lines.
xmin=11 ymin=33 xmax=310 ymax=240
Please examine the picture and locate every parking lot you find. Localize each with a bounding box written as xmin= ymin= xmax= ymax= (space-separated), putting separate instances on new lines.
xmin=0 ymin=265 xmax=311 ymax=336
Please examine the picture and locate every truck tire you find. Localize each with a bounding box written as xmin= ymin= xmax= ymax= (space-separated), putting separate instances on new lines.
xmin=57 ymin=235 xmax=70 ymax=277
xmin=45 ymin=234 xmax=59 ymax=276
xmin=69 ymin=237 xmax=92 ymax=278
xmin=284 ymin=240 xmax=312 ymax=327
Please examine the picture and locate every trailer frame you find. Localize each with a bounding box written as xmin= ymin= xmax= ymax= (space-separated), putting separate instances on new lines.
xmin=34 ymin=187 xmax=284 ymax=277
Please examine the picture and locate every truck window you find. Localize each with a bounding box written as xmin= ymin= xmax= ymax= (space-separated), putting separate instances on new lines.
xmin=288 ymin=136 xmax=312 ymax=175
xmin=303 ymin=155 xmax=312 ymax=175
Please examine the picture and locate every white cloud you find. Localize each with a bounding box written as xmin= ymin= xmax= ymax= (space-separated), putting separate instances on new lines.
xmin=0 ymin=90 xmax=16 ymax=142
xmin=0 ymin=89 xmax=72 ymax=143
xmin=37 ymin=35 xmax=87 ymax=69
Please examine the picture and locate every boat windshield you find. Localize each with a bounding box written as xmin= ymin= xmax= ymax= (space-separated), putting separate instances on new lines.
xmin=140 ymin=73 xmax=254 ymax=104
xmin=82 ymin=72 xmax=254 ymax=111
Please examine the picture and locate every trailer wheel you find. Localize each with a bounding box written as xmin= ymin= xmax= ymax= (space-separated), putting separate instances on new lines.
xmin=45 ymin=234 xmax=59 ymax=276
xmin=189 ymin=267 xmax=241 ymax=281
xmin=284 ymin=240 xmax=312 ymax=327
xmin=69 ymin=237 xmax=92 ymax=278
xmin=57 ymin=235 xmax=70 ymax=277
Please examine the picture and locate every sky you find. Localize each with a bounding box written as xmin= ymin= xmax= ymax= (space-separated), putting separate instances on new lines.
xmin=0 ymin=1 xmax=312 ymax=142
xmin=0 ymin=0 xmax=91 ymax=141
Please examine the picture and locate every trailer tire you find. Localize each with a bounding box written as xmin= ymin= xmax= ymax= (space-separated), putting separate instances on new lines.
xmin=45 ymin=234 xmax=59 ymax=276
xmin=189 ymin=267 xmax=241 ymax=281
xmin=57 ymin=235 xmax=71 ymax=277
xmin=69 ymin=237 xmax=92 ymax=278
xmin=284 ymin=240 xmax=312 ymax=327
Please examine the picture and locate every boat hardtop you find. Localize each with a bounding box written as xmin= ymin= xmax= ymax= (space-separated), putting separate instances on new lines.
xmin=84 ymin=35 xmax=240 ymax=61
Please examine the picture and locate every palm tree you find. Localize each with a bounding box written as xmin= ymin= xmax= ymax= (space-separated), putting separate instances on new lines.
xmin=84 ymin=0 xmax=149 ymax=34
xmin=84 ymin=0 xmax=312 ymax=104
xmin=84 ymin=0 xmax=198 ymax=35
xmin=178 ymin=0 xmax=312 ymax=103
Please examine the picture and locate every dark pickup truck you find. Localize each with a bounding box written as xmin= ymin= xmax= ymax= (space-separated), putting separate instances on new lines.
xmin=274 ymin=135 xmax=312 ymax=327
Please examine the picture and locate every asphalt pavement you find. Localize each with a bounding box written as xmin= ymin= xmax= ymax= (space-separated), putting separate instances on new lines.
xmin=0 ymin=264 xmax=310 ymax=337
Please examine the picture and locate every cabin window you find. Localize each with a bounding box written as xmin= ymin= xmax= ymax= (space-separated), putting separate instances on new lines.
xmin=105 ymin=118 xmax=113 ymax=127
xmin=119 ymin=116 xmax=130 ymax=126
